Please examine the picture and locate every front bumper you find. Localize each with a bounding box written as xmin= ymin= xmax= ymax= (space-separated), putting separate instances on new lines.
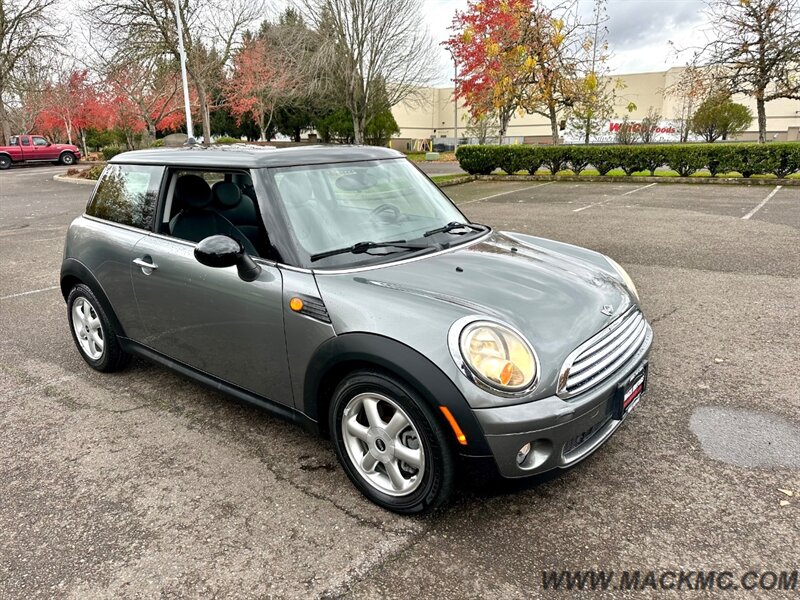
xmin=473 ymin=323 xmax=653 ymax=478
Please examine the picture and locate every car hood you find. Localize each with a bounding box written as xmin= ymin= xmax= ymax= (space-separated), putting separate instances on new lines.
xmin=314 ymin=231 xmax=635 ymax=397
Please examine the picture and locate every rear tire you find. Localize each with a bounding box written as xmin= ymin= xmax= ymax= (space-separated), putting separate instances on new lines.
xmin=0 ymin=155 xmax=11 ymax=170
xmin=59 ymin=152 xmax=76 ymax=166
xmin=330 ymin=370 xmax=455 ymax=514
xmin=67 ymin=284 xmax=130 ymax=372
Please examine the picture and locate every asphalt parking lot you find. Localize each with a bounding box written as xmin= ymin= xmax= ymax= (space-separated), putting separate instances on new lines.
xmin=1 ymin=166 xmax=798 ymax=598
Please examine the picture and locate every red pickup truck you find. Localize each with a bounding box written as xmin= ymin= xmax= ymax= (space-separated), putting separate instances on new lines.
xmin=0 ymin=134 xmax=81 ymax=170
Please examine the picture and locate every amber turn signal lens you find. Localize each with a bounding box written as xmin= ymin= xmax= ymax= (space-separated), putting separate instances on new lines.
xmin=289 ymin=297 xmax=304 ymax=312
xmin=499 ymin=361 xmax=514 ymax=385
xmin=439 ymin=406 xmax=467 ymax=445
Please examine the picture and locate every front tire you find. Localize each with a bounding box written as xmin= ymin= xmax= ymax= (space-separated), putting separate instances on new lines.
xmin=60 ymin=152 xmax=76 ymax=165
xmin=67 ymin=284 xmax=129 ymax=372
xmin=0 ymin=155 xmax=11 ymax=170
xmin=330 ymin=370 xmax=455 ymax=514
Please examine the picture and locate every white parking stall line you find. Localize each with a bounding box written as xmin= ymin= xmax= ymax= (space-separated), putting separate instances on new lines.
xmin=0 ymin=285 xmax=60 ymax=300
xmin=742 ymin=186 xmax=782 ymax=220
xmin=621 ymin=182 xmax=658 ymax=196
xmin=574 ymin=182 xmax=658 ymax=212
xmin=458 ymin=181 xmax=555 ymax=205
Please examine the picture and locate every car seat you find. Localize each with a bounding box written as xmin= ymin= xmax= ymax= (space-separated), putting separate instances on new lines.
xmin=169 ymin=174 xmax=259 ymax=256
xmin=211 ymin=181 xmax=263 ymax=252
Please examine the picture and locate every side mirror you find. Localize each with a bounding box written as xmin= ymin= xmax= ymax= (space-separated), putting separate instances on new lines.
xmin=194 ymin=235 xmax=261 ymax=282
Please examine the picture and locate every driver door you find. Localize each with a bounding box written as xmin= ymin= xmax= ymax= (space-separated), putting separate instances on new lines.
xmin=130 ymin=168 xmax=292 ymax=406
xmin=32 ymin=136 xmax=57 ymax=160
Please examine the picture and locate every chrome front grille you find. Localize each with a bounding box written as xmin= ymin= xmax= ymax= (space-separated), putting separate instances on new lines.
xmin=558 ymin=308 xmax=649 ymax=398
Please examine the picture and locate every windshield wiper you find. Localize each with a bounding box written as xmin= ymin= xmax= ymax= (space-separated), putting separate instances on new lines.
xmin=310 ymin=240 xmax=429 ymax=262
xmin=423 ymin=221 xmax=487 ymax=237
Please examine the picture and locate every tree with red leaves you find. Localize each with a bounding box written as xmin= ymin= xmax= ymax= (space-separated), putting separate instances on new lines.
xmin=445 ymin=0 xmax=586 ymax=144
xmin=445 ymin=0 xmax=535 ymax=142
xmin=104 ymin=60 xmax=187 ymax=147
xmin=37 ymin=69 xmax=111 ymax=153
xmin=226 ymin=33 xmax=302 ymax=141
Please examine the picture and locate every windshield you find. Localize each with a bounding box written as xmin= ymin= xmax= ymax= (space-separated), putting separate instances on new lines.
xmin=268 ymin=159 xmax=478 ymax=269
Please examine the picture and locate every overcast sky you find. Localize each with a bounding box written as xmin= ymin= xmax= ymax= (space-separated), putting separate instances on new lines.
xmin=421 ymin=0 xmax=710 ymax=85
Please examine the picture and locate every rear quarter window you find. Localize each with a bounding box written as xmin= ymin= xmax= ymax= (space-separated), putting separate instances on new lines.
xmin=86 ymin=164 xmax=164 ymax=229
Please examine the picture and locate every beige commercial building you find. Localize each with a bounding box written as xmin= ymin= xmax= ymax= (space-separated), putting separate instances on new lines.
xmin=390 ymin=67 xmax=800 ymax=149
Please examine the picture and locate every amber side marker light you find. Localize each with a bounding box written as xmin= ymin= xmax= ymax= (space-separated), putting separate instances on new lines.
xmin=439 ymin=406 xmax=468 ymax=445
xmin=289 ymin=297 xmax=304 ymax=312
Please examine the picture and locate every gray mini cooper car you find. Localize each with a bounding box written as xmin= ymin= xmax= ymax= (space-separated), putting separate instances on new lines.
xmin=61 ymin=145 xmax=652 ymax=513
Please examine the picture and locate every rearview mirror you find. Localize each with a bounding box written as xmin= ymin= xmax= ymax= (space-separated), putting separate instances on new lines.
xmin=335 ymin=171 xmax=379 ymax=191
xmin=194 ymin=235 xmax=261 ymax=282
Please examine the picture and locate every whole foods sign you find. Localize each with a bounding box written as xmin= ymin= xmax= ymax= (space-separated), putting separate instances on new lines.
xmin=564 ymin=119 xmax=702 ymax=144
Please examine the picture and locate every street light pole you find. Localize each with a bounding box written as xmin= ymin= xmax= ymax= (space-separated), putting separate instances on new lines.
xmin=173 ymin=0 xmax=194 ymax=143
xmin=452 ymin=53 xmax=459 ymax=152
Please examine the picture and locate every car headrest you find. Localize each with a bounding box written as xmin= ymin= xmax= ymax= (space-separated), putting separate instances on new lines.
xmin=212 ymin=181 xmax=242 ymax=209
xmin=175 ymin=175 xmax=212 ymax=209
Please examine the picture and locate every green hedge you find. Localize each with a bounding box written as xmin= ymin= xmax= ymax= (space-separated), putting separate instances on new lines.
xmin=455 ymin=143 xmax=800 ymax=178
xmin=101 ymin=145 xmax=123 ymax=161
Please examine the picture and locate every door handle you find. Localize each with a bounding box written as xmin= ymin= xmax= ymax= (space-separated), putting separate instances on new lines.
xmin=133 ymin=257 xmax=158 ymax=273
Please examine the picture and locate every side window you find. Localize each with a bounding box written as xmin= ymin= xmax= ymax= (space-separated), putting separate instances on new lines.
xmin=9 ymin=136 xmax=18 ymax=146
xmin=32 ymin=136 xmax=48 ymax=146
xmin=86 ymin=164 xmax=164 ymax=230
xmin=21 ymin=137 xmax=30 ymax=147
xmin=161 ymin=169 xmax=271 ymax=258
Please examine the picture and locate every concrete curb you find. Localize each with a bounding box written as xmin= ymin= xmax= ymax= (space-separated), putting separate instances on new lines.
xmin=476 ymin=174 xmax=800 ymax=186
xmin=435 ymin=175 xmax=477 ymax=188
xmin=53 ymin=174 xmax=98 ymax=186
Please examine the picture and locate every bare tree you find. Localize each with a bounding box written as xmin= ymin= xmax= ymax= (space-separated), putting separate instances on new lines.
xmin=638 ymin=106 xmax=661 ymax=144
xmin=568 ymin=0 xmax=617 ymax=144
xmin=84 ymin=0 xmax=263 ymax=144
xmin=664 ymin=64 xmax=718 ymax=142
xmin=300 ymin=0 xmax=436 ymax=145
xmin=697 ymin=0 xmax=800 ymax=143
xmin=464 ymin=113 xmax=499 ymax=145
xmin=0 ymin=0 xmax=60 ymax=141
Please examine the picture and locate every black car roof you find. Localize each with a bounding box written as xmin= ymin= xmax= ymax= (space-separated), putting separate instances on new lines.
xmin=109 ymin=144 xmax=405 ymax=169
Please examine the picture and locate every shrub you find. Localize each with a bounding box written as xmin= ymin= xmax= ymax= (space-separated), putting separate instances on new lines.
xmin=497 ymin=145 xmax=525 ymax=175
xmin=590 ymin=146 xmax=618 ymax=175
xmin=101 ymin=146 xmax=122 ymax=161
xmin=455 ymin=145 xmax=500 ymax=175
xmin=454 ymin=142 xmax=800 ymax=179
xmin=616 ymin=146 xmax=647 ymax=175
xmin=639 ymin=146 xmax=667 ymax=176
xmin=522 ymin=146 xmax=545 ymax=174
xmin=567 ymin=146 xmax=592 ymax=174
xmin=663 ymin=144 xmax=706 ymax=177
xmin=724 ymin=143 xmax=772 ymax=178
xmin=150 ymin=139 xmax=165 ymax=148
xmin=541 ymin=146 xmax=570 ymax=174
xmin=85 ymin=165 xmax=104 ymax=180
xmin=213 ymin=136 xmax=242 ymax=145
xmin=763 ymin=143 xmax=800 ymax=178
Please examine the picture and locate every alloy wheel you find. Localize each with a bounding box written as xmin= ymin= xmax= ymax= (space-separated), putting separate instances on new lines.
xmin=341 ymin=392 xmax=425 ymax=496
xmin=72 ymin=297 xmax=104 ymax=360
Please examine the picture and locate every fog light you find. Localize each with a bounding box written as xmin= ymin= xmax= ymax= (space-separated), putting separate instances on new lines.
xmin=516 ymin=442 xmax=531 ymax=466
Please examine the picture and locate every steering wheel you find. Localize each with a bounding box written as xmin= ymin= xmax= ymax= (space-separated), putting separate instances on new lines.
xmin=369 ymin=203 xmax=402 ymax=223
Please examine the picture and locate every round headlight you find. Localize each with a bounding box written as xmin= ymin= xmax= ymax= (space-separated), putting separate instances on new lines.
xmin=458 ymin=321 xmax=537 ymax=392
xmin=606 ymin=256 xmax=639 ymax=302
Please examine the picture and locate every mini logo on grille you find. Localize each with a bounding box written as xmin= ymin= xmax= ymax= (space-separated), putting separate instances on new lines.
xmin=601 ymin=304 xmax=615 ymax=316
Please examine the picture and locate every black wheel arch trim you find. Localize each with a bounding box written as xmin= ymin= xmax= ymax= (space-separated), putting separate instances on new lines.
xmin=304 ymin=332 xmax=491 ymax=455
xmin=60 ymin=257 xmax=127 ymax=337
